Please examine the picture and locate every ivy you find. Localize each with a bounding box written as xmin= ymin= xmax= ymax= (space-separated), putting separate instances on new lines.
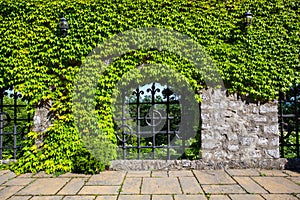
xmin=0 ymin=0 xmax=299 ymax=174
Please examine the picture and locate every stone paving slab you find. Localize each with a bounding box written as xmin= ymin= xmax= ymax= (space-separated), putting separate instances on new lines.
xmin=4 ymin=178 xmax=34 ymax=186
xmin=86 ymin=171 xmax=125 ymax=186
xmin=289 ymin=177 xmax=300 ymax=185
xmin=0 ymin=185 xmax=24 ymax=199
xmin=152 ymin=171 xmax=168 ymax=178
xmin=126 ymin=171 xmax=151 ymax=178
xmin=30 ymin=196 xmax=63 ymax=200
xmin=8 ymin=196 xmax=32 ymax=200
xmin=252 ymin=176 xmax=300 ymax=193
xmin=233 ymin=177 xmax=268 ymax=193
xmin=152 ymin=195 xmax=173 ymax=200
xmin=193 ymin=170 xmax=236 ymax=184
xmin=258 ymin=169 xmax=288 ymax=177
xmin=58 ymin=178 xmax=88 ymax=195
xmin=169 ymin=170 xmax=194 ymax=177
xmin=95 ymin=196 xmax=117 ymax=200
xmin=0 ymin=169 xmax=300 ymax=200
xmin=201 ymin=184 xmax=246 ymax=194
xmin=79 ymin=185 xmax=120 ymax=195
xmin=226 ymin=169 xmax=260 ymax=176
xmin=229 ymin=194 xmax=264 ymax=200
xmin=121 ymin=178 xmax=141 ymax=194
xmin=17 ymin=178 xmax=70 ymax=195
xmin=141 ymin=177 xmax=182 ymax=194
xmin=261 ymin=194 xmax=299 ymax=200
xmin=179 ymin=177 xmax=203 ymax=194
xmin=63 ymin=196 xmax=95 ymax=200
xmin=284 ymin=170 xmax=300 ymax=177
xmin=209 ymin=195 xmax=231 ymax=200
xmin=0 ymin=171 xmax=17 ymax=185
xmin=174 ymin=194 xmax=207 ymax=200
xmin=118 ymin=195 xmax=151 ymax=200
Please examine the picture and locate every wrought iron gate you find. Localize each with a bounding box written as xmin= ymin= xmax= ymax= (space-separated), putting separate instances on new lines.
xmin=114 ymin=82 xmax=197 ymax=160
xmin=0 ymin=86 xmax=31 ymax=160
xmin=278 ymin=84 xmax=300 ymax=158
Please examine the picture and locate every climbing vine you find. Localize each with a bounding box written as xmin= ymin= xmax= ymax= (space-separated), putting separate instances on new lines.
xmin=0 ymin=0 xmax=299 ymax=174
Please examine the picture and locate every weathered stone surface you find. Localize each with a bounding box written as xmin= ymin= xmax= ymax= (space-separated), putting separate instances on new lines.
xmin=118 ymin=195 xmax=150 ymax=200
xmin=209 ymin=195 xmax=231 ymax=200
xmin=79 ymin=186 xmax=120 ymax=195
xmin=58 ymin=173 xmax=91 ymax=178
xmin=193 ymin=170 xmax=235 ymax=184
xmin=95 ymin=196 xmax=118 ymax=200
xmin=229 ymin=194 xmax=264 ymax=200
xmin=86 ymin=171 xmax=125 ymax=185
xmin=111 ymin=159 xmax=287 ymax=170
xmin=169 ymin=170 xmax=194 ymax=177
xmin=33 ymin=105 xmax=52 ymax=133
xmin=174 ymin=195 xmax=207 ymax=200
xmin=258 ymin=170 xmax=288 ymax=177
xmin=141 ymin=178 xmax=181 ymax=194
xmin=0 ymin=171 xmax=17 ymax=184
xmin=121 ymin=178 xmax=141 ymax=194
xmin=179 ymin=177 xmax=203 ymax=194
xmin=4 ymin=178 xmax=34 ymax=186
xmin=17 ymin=178 xmax=69 ymax=195
xmin=63 ymin=196 xmax=96 ymax=200
xmin=7 ymin=196 xmax=32 ymax=200
xmin=202 ymin=185 xmax=246 ymax=194
xmin=261 ymin=194 xmax=299 ymax=200
xmin=200 ymin=88 xmax=281 ymax=168
xmin=126 ymin=171 xmax=150 ymax=178
xmin=0 ymin=185 xmax=24 ymax=199
xmin=284 ymin=170 xmax=300 ymax=176
xmin=252 ymin=177 xmax=300 ymax=193
xmin=58 ymin=178 xmax=87 ymax=195
xmin=151 ymin=171 xmax=168 ymax=177
xmin=233 ymin=177 xmax=268 ymax=194
xmin=288 ymin=177 xmax=300 ymax=185
xmin=152 ymin=195 xmax=173 ymax=200
xmin=30 ymin=196 xmax=63 ymax=200
xmin=32 ymin=171 xmax=54 ymax=178
xmin=226 ymin=169 xmax=260 ymax=176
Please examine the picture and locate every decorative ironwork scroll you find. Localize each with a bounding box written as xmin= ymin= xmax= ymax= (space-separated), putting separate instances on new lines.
xmin=114 ymin=82 xmax=188 ymax=160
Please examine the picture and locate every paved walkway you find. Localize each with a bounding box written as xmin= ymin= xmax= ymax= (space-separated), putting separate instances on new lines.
xmin=0 ymin=169 xmax=300 ymax=200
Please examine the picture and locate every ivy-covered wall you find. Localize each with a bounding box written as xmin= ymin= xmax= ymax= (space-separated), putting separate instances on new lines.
xmin=0 ymin=0 xmax=299 ymax=174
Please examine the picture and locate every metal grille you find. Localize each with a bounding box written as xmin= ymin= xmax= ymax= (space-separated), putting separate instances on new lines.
xmin=114 ymin=82 xmax=193 ymax=160
xmin=0 ymin=87 xmax=31 ymax=160
xmin=278 ymin=84 xmax=300 ymax=158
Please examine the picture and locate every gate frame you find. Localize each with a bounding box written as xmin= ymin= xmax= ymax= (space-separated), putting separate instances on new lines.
xmin=114 ymin=82 xmax=196 ymax=160
xmin=0 ymin=86 xmax=31 ymax=160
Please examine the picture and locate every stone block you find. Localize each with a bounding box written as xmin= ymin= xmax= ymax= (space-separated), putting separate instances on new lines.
xmin=257 ymin=137 xmax=269 ymax=147
xmin=240 ymin=136 xmax=258 ymax=146
xmin=269 ymin=137 xmax=279 ymax=147
xmin=228 ymin=145 xmax=239 ymax=152
xmin=263 ymin=125 xmax=279 ymax=135
xmin=266 ymin=149 xmax=280 ymax=159
xmin=259 ymin=104 xmax=278 ymax=114
xmin=201 ymin=140 xmax=220 ymax=150
xmin=254 ymin=116 xmax=267 ymax=123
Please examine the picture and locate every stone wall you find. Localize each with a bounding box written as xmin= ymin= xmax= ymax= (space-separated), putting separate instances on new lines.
xmin=111 ymin=89 xmax=287 ymax=170
xmin=200 ymin=88 xmax=284 ymax=168
xmin=33 ymin=103 xmax=52 ymax=148
xmin=32 ymin=89 xmax=287 ymax=169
